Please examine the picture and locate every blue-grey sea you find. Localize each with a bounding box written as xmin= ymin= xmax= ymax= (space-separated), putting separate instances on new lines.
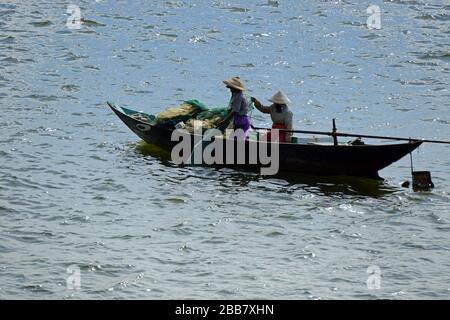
xmin=0 ymin=0 xmax=449 ymax=299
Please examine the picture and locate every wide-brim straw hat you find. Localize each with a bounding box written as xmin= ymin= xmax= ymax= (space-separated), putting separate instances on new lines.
xmin=268 ymin=90 xmax=291 ymax=105
xmin=223 ymin=77 xmax=245 ymax=91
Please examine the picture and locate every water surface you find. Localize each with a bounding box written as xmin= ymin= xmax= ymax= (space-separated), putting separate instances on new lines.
xmin=0 ymin=0 xmax=449 ymax=299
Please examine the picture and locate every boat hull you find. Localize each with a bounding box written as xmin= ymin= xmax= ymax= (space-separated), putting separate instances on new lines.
xmin=109 ymin=103 xmax=422 ymax=179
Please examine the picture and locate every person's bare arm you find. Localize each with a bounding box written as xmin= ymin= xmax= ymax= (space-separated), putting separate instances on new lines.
xmin=251 ymin=97 xmax=270 ymax=114
xmin=216 ymin=110 xmax=234 ymax=130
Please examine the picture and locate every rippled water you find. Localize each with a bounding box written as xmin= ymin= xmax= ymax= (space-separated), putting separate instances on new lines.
xmin=1 ymin=0 xmax=449 ymax=299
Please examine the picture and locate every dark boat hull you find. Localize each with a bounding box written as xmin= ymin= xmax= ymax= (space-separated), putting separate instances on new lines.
xmin=109 ymin=104 xmax=422 ymax=179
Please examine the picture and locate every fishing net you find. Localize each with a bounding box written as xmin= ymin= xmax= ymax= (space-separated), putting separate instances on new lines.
xmin=155 ymin=99 xmax=208 ymax=127
xmin=155 ymin=100 xmax=229 ymax=131
xmin=184 ymin=108 xmax=228 ymax=131
xmin=155 ymin=97 xmax=253 ymax=132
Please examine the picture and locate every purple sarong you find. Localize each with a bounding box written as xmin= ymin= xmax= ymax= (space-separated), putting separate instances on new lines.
xmin=230 ymin=114 xmax=250 ymax=140
xmin=233 ymin=114 xmax=250 ymax=132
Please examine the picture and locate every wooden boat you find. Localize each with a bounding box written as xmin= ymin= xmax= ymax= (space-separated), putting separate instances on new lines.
xmin=108 ymin=103 xmax=423 ymax=179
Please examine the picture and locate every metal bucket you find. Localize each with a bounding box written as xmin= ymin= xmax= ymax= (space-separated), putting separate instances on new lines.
xmin=412 ymin=171 xmax=434 ymax=192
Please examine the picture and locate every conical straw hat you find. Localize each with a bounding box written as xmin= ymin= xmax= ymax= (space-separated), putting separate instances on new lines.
xmin=223 ymin=76 xmax=246 ymax=91
xmin=268 ymin=90 xmax=291 ymax=105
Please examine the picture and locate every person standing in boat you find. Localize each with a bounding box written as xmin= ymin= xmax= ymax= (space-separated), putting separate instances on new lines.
xmin=251 ymin=91 xmax=293 ymax=143
xmin=219 ymin=77 xmax=251 ymax=138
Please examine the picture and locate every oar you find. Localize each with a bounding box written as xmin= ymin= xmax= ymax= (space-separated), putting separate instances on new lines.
xmin=251 ymin=126 xmax=450 ymax=144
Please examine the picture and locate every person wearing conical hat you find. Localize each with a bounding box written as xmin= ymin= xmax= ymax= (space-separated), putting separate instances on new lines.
xmin=251 ymin=91 xmax=293 ymax=143
xmin=219 ymin=77 xmax=251 ymax=137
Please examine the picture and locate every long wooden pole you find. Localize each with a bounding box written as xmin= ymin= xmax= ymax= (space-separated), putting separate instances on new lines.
xmin=251 ymin=126 xmax=450 ymax=144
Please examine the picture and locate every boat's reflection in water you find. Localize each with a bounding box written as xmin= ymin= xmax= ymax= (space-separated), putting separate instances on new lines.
xmin=134 ymin=140 xmax=172 ymax=161
xmin=269 ymin=172 xmax=396 ymax=198
xmin=134 ymin=141 xmax=398 ymax=199
xmin=214 ymin=170 xmax=397 ymax=199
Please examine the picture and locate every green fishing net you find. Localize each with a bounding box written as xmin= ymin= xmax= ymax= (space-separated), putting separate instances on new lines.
xmin=155 ymin=100 xmax=208 ymax=127
xmin=155 ymin=97 xmax=253 ymax=132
